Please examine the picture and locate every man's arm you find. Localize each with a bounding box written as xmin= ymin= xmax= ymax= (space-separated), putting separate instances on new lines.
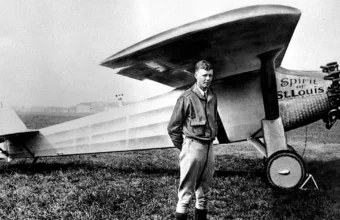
xmin=167 ymin=96 xmax=188 ymax=149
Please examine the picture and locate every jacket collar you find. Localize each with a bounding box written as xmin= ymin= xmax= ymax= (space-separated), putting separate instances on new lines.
xmin=191 ymin=84 xmax=213 ymax=101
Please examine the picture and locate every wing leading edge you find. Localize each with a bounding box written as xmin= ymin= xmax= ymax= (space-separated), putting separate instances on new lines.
xmin=101 ymin=5 xmax=301 ymax=88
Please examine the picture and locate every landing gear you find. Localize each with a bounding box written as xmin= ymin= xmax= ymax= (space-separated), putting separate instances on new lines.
xmin=253 ymin=48 xmax=308 ymax=189
xmin=266 ymin=150 xmax=306 ymax=189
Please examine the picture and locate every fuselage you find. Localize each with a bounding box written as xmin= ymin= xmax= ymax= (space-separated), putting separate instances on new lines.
xmin=214 ymin=67 xmax=330 ymax=142
xmin=277 ymin=67 xmax=330 ymax=131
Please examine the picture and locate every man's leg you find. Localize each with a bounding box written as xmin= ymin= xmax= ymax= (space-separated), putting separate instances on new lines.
xmin=195 ymin=141 xmax=215 ymax=220
xmin=177 ymin=138 xmax=207 ymax=215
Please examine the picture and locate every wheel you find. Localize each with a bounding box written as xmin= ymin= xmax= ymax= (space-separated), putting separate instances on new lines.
xmin=265 ymin=150 xmax=306 ymax=189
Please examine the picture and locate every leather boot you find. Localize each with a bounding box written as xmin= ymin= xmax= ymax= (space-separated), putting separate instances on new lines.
xmin=176 ymin=212 xmax=188 ymax=220
xmin=195 ymin=208 xmax=207 ymax=220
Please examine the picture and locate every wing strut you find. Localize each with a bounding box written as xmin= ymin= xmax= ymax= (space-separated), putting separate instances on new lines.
xmin=258 ymin=48 xmax=283 ymax=120
xmin=257 ymin=48 xmax=288 ymax=157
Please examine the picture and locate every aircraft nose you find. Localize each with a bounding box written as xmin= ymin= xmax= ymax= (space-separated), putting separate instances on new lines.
xmin=321 ymin=61 xmax=340 ymax=129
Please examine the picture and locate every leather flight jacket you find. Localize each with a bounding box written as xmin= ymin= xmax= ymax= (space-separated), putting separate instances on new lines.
xmin=167 ymin=84 xmax=218 ymax=149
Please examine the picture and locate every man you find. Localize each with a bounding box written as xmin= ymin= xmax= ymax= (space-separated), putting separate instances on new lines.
xmin=167 ymin=60 xmax=218 ymax=220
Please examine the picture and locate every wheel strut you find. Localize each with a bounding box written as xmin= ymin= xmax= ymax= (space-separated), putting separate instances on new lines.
xmin=257 ymin=48 xmax=288 ymax=157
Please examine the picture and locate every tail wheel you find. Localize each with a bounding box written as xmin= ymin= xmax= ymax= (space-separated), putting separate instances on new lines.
xmin=266 ymin=150 xmax=306 ymax=189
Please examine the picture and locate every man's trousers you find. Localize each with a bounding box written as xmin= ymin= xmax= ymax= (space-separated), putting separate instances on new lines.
xmin=176 ymin=137 xmax=215 ymax=214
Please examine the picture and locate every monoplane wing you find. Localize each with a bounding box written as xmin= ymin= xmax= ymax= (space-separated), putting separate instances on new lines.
xmin=101 ymin=5 xmax=301 ymax=88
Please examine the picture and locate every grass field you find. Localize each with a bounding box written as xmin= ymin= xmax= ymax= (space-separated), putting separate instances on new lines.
xmin=0 ymin=113 xmax=339 ymax=219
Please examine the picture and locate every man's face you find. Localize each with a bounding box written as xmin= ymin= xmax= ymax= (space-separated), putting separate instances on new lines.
xmin=195 ymin=69 xmax=213 ymax=91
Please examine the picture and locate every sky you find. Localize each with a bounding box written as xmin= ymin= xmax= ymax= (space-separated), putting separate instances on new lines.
xmin=0 ymin=0 xmax=340 ymax=107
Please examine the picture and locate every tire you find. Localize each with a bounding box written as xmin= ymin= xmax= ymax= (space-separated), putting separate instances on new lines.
xmin=265 ymin=150 xmax=306 ymax=189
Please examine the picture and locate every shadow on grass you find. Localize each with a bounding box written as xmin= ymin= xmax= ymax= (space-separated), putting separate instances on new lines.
xmin=215 ymin=169 xmax=264 ymax=178
xmin=266 ymin=158 xmax=340 ymax=219
xmin=306 ymin=158 xmax=340 ymax=206
xmin=0 ymin=154 xmax=267 ymax=180
xmin=0 ymin=157 xmax=266 ymax=177
xmin=0 ymin=160 xmax=180 ymax=177
xmin=0 ymin=160 xmax=105 ymax=173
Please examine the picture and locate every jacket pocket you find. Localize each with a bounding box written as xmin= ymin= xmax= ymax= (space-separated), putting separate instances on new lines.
xmin=190 ymin=119 xmax=206 ymax=136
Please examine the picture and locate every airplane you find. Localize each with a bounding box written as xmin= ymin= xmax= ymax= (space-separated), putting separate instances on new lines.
xmin=0 ymin=4 xmax=338 ymax=189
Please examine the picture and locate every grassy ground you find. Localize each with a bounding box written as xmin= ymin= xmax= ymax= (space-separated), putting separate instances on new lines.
xmin=0 ymin=114 xmax=339 ymax=219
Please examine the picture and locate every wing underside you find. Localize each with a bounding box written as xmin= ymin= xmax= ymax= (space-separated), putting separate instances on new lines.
xmin=101 ymin=5 xmax=301 ymax=88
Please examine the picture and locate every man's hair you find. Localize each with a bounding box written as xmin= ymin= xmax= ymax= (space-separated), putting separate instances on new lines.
xmin=195 ymin=60 xmax=213 ymax=72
